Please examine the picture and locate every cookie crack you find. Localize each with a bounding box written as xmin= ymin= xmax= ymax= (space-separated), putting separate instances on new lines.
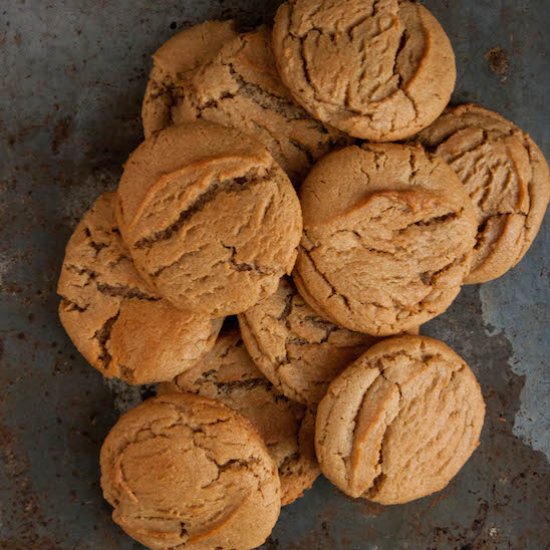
xmin=210 ymin=376 xmax=276 ymax=396
xmin=395 ymin=210 xmax=459 ymax=235
xmin=62 ymin=265 xmax=158 ymax=302
xmin=93 ymin=311 xmax=120 ymax=370
xmin=299 ymin=244 xmax=352 ymax=311
xmin=364 ymin=371 xmax=403 ymax=498
xmin=65 ymin=264 xmax=97 ymax=286
xmin=420 ymin=253 xmax=468 ymax=287
xmin=83 ymin=226 xmax=109 ymax=256
xmin=278 ymin=287 xmax=295 ymax=323
xmin=59 ymin=296 xmax=89 ymax=312
xmin=227 ymin=63 xmax=311 ymax=122
xmin=136 ymin=166 xmax=275 ymax=259
xmin=96 ymin=282 xmax=159 ymax=301
xmin=221 ymin=243 xmax=278 ymax=276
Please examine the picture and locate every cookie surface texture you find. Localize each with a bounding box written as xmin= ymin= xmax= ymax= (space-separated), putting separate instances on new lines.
xmin=315 ymin=335 xmax=485 ymax=504
xmin=172 ymin=26 xmax=350 ymax=182
xmin=57 ymin=193 xmax=222 ymax=384
xmin=116 ymin=121 xmax=302 ymax=317
xmin=238 ymin=277 xmax=379 ymax=406
xmin=159 ymin=329 xmax=319 ymax=505
xmin=418 ymin=103 xmax=550 ymax=283
xmin=272 ymin=0 xmax=456 ymax=140
xmin=100 ymin=393 xmax=281 ymax=550
xmin=295 ymin=143 xmax=477 ymax=335
xmin=141 ymin=20 xmax=238 ymax=138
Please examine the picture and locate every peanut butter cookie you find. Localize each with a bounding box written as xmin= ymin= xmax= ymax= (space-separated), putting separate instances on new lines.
xmin=418 ymin=103 xmax=550 ymax=283
xmin=272 ymin=0 xmax=456 ymax=141
xmin=238 ymin=277 xmax=379 ymax=406
xmin=100 ymin=393 xmax=281 ymax=549
xmin=57 ymin=193 xmax=222 ymax=384
xmin=116 ymin=121 xmax=302 ymax=317
xmin=294 ymin=143 xmax=477 ymax=335
xmin=315 ymin=335 xmax=485 ymax=504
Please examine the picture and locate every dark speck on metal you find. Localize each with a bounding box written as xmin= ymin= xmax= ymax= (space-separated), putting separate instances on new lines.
xmin=0 ymin=1 xmax=548 ymax=549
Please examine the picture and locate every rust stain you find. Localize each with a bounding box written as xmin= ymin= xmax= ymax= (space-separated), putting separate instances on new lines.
xmin=363 ymin=499 xmax=384 ymax=517
xmin=418 ymin=489 xmax=449 ymax=518
xmin=0 ymin=421 xmax=55 ymax=546
xmin=485 ymin=47 xmax=509 ymax=76
xmin=51 ymin=116 xmax=73 ymax=154
xmin=6 ymin=123 xmax=43 ymax=148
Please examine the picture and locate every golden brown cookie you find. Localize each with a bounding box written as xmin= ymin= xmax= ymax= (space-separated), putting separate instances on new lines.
xmin=315 ymin=335 xmax=485 ymax=504
xmin=159 ymin=329 xmax=319 ymax=506
xmin=238 ymin=277 xmax=378 ymax=406
xmin=417 ymin=103 xmax=550 ymax=283
xmin=141 ymin=20 xmax=238 ymax=138
xmin=272 ymin=0 xmax=456 ymax=141
xmin=171 ymin=26 xmax=350 ymax=182
xmin=57 ymin=193 xmax=222 ymax=384
xmin=295 ymin=143 xmax=477 ymax=336
xmin=100 ymin=393 xmax=281 ymax=549
xmin=116 ymin=121 xmax=302 ymax=317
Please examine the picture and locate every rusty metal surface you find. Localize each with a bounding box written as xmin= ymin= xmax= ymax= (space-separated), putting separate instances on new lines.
xmin=0 ymin=1 xmax=549 ymax=548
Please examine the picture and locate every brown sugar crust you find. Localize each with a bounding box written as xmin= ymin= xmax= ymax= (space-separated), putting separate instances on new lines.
xmin=141 ymin=20 xmax=238 ymax=138
xmin=100 ymin=393 xmax=281 ymax=549
xmin=238 ymin=277 xmax=379 ymax=406
xmin=295 ymin=143 xmax=477 ymax=336
xmin=417 ymin=103 xmax=550 ymax=283
xmin=159 ymin=329 xmax=319 ymax=505
xmin=272 ymin=0 xmax=456 ymax=141
xmin=315 ymin=335 xmax=485 ymax=504
xmin=57 ymin=193 xmax=222 ymax=384
xmin=172 ymin=26 xmax=351 ymax=182
xmin=116 ymin=121 xmax=302 ymax=317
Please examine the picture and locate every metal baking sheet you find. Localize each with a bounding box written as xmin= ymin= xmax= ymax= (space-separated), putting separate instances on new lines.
xmin=1 ymin=1 xmax=548 ymax=548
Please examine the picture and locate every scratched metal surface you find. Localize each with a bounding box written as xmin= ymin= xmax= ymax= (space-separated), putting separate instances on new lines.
xmin=0 ymin=1 xmax=549 ymax=549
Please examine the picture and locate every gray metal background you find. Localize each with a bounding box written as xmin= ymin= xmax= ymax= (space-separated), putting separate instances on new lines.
xmin=1 ymin=1 xmax=549 ymax=549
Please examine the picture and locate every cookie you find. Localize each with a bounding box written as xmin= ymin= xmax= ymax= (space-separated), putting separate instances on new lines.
xmin=315 ymin=335 xmax=485 ymax=504
xmin=272 ymin=0 xmax=456 ymax=141
xmin=57 ymin=193 xmax=222 ymax=384
xmin=116 ymin=121 xmax=302 ymax=317
xmin=171 ymin=26 xmax=350 ymax=182
xmin=100 ymin=393 xmax=281 ymax=549
xmin=238 ymin=277 xmax=379 ymax=406
xmin=294 ymin=143 xmax=477 ymax=336
xmin=417 ymin=104 xmax=550 ymax=283
xmin=142 ymin=20 xmax=238 ymax=138
xmin=158 ymin=329 xmax=320 ymax=505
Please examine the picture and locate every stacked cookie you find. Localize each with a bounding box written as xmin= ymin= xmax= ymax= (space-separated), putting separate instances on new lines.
xmin=58 ymin=1 xmax=550 ymax=549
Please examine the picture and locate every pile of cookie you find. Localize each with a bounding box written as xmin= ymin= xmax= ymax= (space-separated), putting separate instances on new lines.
xmin=57 ymin=1 xmax=550 ymax=549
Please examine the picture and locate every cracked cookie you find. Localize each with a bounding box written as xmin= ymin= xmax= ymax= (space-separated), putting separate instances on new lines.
xmin=272 ymin=0 xmax=456 ymax=141
xmin=116 ymin=121 xmax=302 ymax=317
xmin=100 ymin=392 xmax=281 ymax=549
xmin=417 ymin=103 xmax=550 ymax=283
xmin=315 ymin=335 xmax=485 ymax=504
xmin=142 ymin=20 xmax=238 ymax=138
xmin=158 ymin=329 xmax=319 ymax=505
xmin=57 ymin=193 xmax=222 ymax=384
xmin=294 ymin=143 xmax=477 ymax=336
xmin=171 ymin=25 xmax=351 ymax=182
xmin=238 ymin=277 xmax=380 ymax=406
